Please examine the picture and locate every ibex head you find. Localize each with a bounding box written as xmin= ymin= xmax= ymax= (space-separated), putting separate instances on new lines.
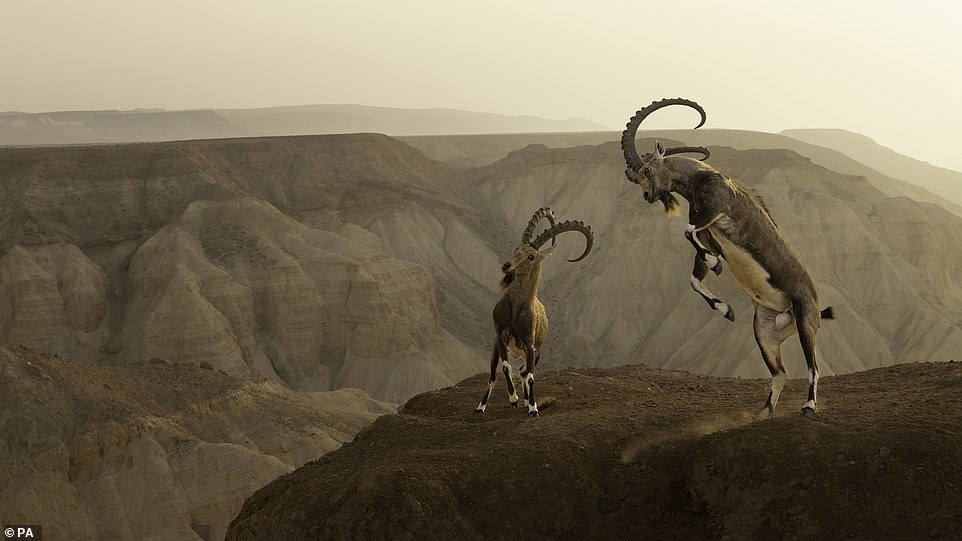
xmin=500 ymin=208 xmax=593 ymax=288
xmin=621 ymin=98 xmax=711 ymax=216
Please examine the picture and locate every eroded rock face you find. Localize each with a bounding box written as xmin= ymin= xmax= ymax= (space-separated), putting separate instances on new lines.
xmin=119 ymin=197 xmax=476 ymax=402
xmin=0 ymin=346 xmax=394 ymax=541
xmin=2 ymin=132 xmax=962 ymax=395
xmin=461 ymin=141 xmax=962 ymax=378
xmin=0 ymin=244 xmax=109 ymax=357
xmin=0 ymin=136 xmax=481 ymax=403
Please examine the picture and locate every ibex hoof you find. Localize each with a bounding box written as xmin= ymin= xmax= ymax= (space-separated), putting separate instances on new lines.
xmin=527 ymin=410 xmax=539 ymax=417
xmin=711 ymin=262 xmax=723 ymax=275
xmin=474 ymin=408 xmax=484 ymax=415
xmin=510 ymin=401 xmax=519 ymax=408
xmin=724 ymin=307 xmax=735 ymax=322
xmin=801 ymin=406 xmax=815 ymax=416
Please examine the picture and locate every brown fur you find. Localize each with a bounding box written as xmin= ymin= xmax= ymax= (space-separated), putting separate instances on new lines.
xmin=633 ymin=145 xmax=831 ymax=417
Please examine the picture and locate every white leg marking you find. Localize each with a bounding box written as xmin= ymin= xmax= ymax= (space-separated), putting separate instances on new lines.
xmin=475 ymin=380 xmax=495 ymax=412
xmin=704 ymin=252 xmax=720 ymax=269
xmin=690 ymin=275 xmax=732 ymax=319
xmin=803 ymin=368 xmax=819 ymax=412
xmin=502 ymin=360 xmax=519 ymax=403
xmin=690 ymin=275 xmax=712 ymax=298
xmin=526 ymin=373 xmax=538 ymax=415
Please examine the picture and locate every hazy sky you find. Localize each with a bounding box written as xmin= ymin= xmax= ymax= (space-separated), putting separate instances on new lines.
xmin=3 ymin=1 xmax=961 ymax=169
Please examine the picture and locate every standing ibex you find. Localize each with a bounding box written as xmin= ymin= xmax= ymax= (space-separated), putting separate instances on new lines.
xmin=475 ymin=208 xmax=593 ymax=416
xmin=621 ymin=98 xmax=833 ymax=418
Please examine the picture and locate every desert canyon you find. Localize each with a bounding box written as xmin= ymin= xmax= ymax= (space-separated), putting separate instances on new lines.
xmin=2 ymin=107 xmax=961 ymax=539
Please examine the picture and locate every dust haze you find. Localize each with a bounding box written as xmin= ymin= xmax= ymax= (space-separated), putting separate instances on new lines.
xmin=2 ymin=1 xmax=961 ymax=170
xmin=3 ymin=2 xmax=962 ymax=539
xmin=4 ymin=96 xmax=962 ymax=541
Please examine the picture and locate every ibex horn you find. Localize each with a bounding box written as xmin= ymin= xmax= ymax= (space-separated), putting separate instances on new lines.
xmin=621 ymin=98 xmax=707 ymax=175
xmin=664 ymin=145 xmax=710 ymax=161
xmin=530 ymin=220 xmax=593 ymax=262
xmin=521 ymin=207 xmax=557 ymax=246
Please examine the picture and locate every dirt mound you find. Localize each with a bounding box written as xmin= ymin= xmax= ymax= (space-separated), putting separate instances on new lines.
xmin=228 ymin=361 xmax=962 ymax=540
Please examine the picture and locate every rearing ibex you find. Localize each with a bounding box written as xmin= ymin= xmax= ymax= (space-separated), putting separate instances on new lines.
xmin=475 ymin=208 xmax=593 ymax=416
xmin=621 ymin=98 xmax=833 ymax=418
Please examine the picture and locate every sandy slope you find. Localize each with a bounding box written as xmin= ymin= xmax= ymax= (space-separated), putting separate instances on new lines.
xmin=0 ymin=345 xmax=394 ymax=540
xmin=782 ymin=128 xmax=962 ymax=209
xmin=227 ymin=360 xmax=962 ymax=541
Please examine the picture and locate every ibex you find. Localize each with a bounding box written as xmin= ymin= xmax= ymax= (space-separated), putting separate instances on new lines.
xmin=621 ymin=98 xmax=833 ymax=418
xmin=475 ymin=208 xmax=593 ymax=416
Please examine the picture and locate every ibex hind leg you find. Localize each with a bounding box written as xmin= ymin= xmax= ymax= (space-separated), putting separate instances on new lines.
xmin=475 ymin=342 xmax=504 ymax=413
xmin=794 ymin=303 xmax=822 ymax=416
xmin=753 ymin=304 xmax=794 ymax=419
xmin=523 ymin=344 xmax=539 ymax=417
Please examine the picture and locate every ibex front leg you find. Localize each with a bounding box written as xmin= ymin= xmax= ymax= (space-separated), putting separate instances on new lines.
xmin=689 ymin=254 xmax=734 ymax=321
xmin=475 ymin=335 xmax=518 ymax=413
xmin=685 ymin=228 xmax=722 ymax=276
xmin=685 ymin=209 xmax=733 ymax=321
xmin=475 ymin=342 xmax=501 ymax=413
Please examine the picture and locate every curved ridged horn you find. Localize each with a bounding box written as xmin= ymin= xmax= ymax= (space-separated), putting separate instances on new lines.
xmin=664 ymin=145 xmax=710 ymax=161
xmin=521 ymin=207 xmax=557 ymax=246
xmin=621 ymin=98 xmax=707 ymax=175
xmin=530 ymin=220 xmax=593 ymax=262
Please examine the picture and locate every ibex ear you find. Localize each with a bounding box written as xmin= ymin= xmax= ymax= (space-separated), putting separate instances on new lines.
xmin=540 ymin=246 xmax=556 ymax=259
xmin=655 ymin=141 xmax=666 ymax=158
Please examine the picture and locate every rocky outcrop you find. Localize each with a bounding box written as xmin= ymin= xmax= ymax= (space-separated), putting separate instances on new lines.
xmin=0 ymin=244 xmax=109 ymax=357
xmin=226 ymin=361 xmax=962 ymax=541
